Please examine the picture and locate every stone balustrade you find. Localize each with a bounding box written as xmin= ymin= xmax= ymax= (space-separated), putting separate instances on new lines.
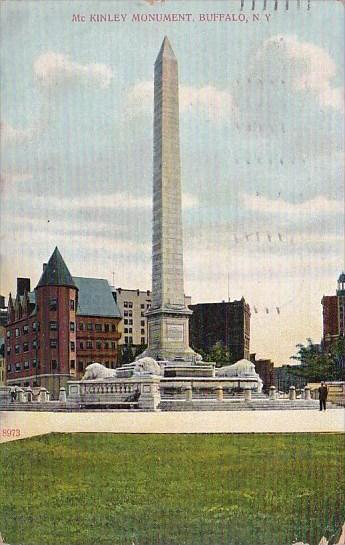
xmin=68 ymin=376 xmax=161 ymax=410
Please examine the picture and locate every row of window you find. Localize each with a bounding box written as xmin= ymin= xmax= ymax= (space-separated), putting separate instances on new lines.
xmin=123 ymin=301 xmax=151 ymax=310
xmin=8 ymin=340 xmax=40 ymax=354
xmin=79 ymin=322 xmax=116 ymax=332
xmin=79 ymin=340 xmax=117 ymax=350
xmin=7 ymin=322 xmax=40 ymax=338
xmin=8 ymin=359 xmax=39 ymax=372
xmin=123 ymin=319 xmax=146 ymax=327
xmin=48 ymin=298 xmax=75 ymax=311
xmin=49 ymin=321 xmax=75 ymax=331
xmin=124 ymin=336 xmax=145 ymax=345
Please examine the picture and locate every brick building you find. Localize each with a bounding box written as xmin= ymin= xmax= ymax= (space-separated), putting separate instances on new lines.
xmin=189 ymin=298 xmax=251 ymax=362
xmin=5 ymin=248 xmax=121 ymax=398
xmin=321 ymin=273 xmax=345 ymax=348
xmin=250 ymin=354 xmax=274 ymax=392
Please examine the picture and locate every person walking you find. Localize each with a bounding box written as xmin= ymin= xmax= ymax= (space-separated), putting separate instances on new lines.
xmin=10 ymin=386 xmax=16 ymax=402
xmin=318 ymin=381 xmax=328 ymax=411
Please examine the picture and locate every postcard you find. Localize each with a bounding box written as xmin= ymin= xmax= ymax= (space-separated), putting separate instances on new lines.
xmin=0 ymin=1 xmax=344 ymax=544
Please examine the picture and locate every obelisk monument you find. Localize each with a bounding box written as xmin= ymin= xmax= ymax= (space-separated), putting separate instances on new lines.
xmin=143 ymin=37 xmax=196 ymax=362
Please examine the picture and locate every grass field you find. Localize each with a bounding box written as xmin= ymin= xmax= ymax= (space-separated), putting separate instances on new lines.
xmin=0 ymin=433 xmax=344 ymax=545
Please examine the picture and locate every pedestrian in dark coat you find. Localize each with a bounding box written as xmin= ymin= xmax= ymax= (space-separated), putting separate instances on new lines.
xmin=318 ymin=382 xmax=328 ymax=411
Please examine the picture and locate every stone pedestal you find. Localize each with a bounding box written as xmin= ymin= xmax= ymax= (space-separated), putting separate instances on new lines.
xmin=185 ymin=385 xmax=192 ymax=401
xmin=216 ymin=386 xmax=223 ymax=401
xmin=304 ymin=386 xmax=311 ymax=401
xmin=289 ymin=386 xmax=296 ymax=401
xmin=269 ymin=385 xmax=276 ymax=400
xmin=26 ymin=387 xmax=33 ymax=402
xmin=138 ymin=378 xmax=161 ymax=411
xmin=59 ymin=387 xmax=67 ymax=402
xmin=39 ymin=387 xmax=48 ymax=403
xmin=17 ymin=388 xmax=25 ymax=403
xmin=244 ymin=388 xmax=252 ymax=402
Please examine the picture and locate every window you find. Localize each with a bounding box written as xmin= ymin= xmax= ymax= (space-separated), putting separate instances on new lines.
xmin=128 ymin=336 xmax=133 ymax=344
xmin=124 ymin=319 xmax=128 ymax=325
xmin=125 ymin=336 xmax=129 ymax=344
xmin=15 ymin=344 xmax=20 ymax=354
xmin=70 ymin=299 xmax=75 ymax=311
xmin=87 ymin=323 xmax=93 ymax=331
xmin=70 ymin=341 xmax=75 ymax=352
xmin=104 ymin=341 xmax=109 ymax=349
xmin=141 ymin=320 xmax=145 ymax=326
xmin=32 ymin=359 xmax=37 ymax=368
xmin=141 ymin=329 xmax=145 ymax=335
xmin=23 ymin=325 xmax=29 ymax=335
xmin=50 ymin=321 xmax=57 ymax=331
xmin=96 ymin=341 xmax=102 ymax=350
xmin=111 ymin=324 xmax=116 ymax=332
xmin=33 ymin=321 xmax=40 ymax=332
xmin=79 ymin=322 xmax=84 ymax=331
xmin=24 ymin=361 xmax=29 ymax=369
xmin=129 ymin=319 xmax=133 ymax=325
xmin=70 ymin=360 xmax=75 ymax=369
xmin=141 ymin=337 xmax=145 ymax=344
xmin=86 ymin=340 xmax=93 ymax=349
xmin=80 ymin=341 xmax=84 ymax=350
xmin=124 ymin=311 xmax=128 ymax=317
xmin=6 ymin=330 xmax=11 ymax=338
xmin=15 ymin=328 xmax=20 ymax=337
xmin=23 ymin=342 xmax=29 ymax=352
xmin=128 ymin=311 xmax=132 ymax=317
xmin=124 ymin=328 xmax=128 ymax=333
xmin=95 ymin=324 xmax=102 ymax=332
xmin=7 ymin=364 xmax=11 ymax=372
xmin=50 ymin=339 xmax=57 ymax=348
xmin=141 ymin=312 xmax=145 ymax=317
xmin=7 ymin=346 xmax=11 ymax=355
xmin=52 ymin=360 xmax=58 ymax=370
xmin=70 ymin=321 xmax=75 ymax=332
xmin=15 ymin=363 xmax=21 ymax=372
xmin=104 ymin=324 xmax=109 ymax=333
xmin=141 ymin=304 xmax=145 ymax=309
xmin=129 ymin=328 xmax=132 ymax=333
xmin=49 ymin=298 xmax=57 ymax=311
xmin=146 ymin=304 xmax=150 ymax=309
xmin=128 ymin=302 xmax=133 ymax=309
xmin=124 ymin=302 xmax=128 ymax=308
xmin=32 ymin=339 xmax=39 ymax=350
xmin=78 ymin=361 xmax=84 ymax=372
xmin=111 ymin=342 xmax=116 ymax=350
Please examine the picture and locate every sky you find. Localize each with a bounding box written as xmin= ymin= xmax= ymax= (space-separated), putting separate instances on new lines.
xmin=1 ymin=0 xmax=344 ymax=365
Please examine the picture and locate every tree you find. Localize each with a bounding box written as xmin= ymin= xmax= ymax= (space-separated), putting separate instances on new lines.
xmin=289 ymin=338 xmax=345 ymax=382
xmin=199 ymin=341 xmax=234 ymax=368
xmin=120 ymin=344 xmax=135 ymax=365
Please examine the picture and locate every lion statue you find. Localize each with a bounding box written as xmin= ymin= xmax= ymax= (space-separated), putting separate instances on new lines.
xmin=133 ymin=357 xmax=161 ymax=376
xmin=82 ymin=362 xmax=117 ymax=380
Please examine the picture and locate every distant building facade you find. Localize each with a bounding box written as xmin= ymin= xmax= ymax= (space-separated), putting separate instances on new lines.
xmin=250 ymin=354 xmax=274 ymax=392
xmin=0 ymin=326 xmax=5 ymax=385
xmin=189 ymin=299 xmax=250 ymax=362
xmin=0 ymin=295 xmax=7 ymax=328
xmin=113 ymin=287 xmax=191 ymax=350
xmin=321 ymin=273 xmax=345 ymax=348
xmin=5 ymin=248 xmax=121 ymax=398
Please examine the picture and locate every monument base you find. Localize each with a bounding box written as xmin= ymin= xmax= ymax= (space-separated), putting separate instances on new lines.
xmin=138 ymin=306 xmax=200 ymax=363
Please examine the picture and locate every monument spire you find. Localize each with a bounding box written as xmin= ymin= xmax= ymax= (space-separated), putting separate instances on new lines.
xmin=142 ymin=37 xmax=196 ymax=362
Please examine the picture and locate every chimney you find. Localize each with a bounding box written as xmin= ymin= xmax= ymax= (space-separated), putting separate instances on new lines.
xmin=43 ymin=263 xmax=47 ymax=271
xmin=17 ymin=278 xmax=31 ymax=297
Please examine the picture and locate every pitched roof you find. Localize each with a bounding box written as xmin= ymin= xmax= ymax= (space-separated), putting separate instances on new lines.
xmin=36 ymin=247 xmax=76 ymax=289
xmin=73 ymin=277 xmax=121 ymax=318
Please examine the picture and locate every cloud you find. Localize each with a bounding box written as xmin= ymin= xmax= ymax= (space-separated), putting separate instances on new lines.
xmin=242 ymin=193 xmax=343 ymax=216
xmin=251 ymin=35 xmax=343 ymax=112
xmin=1 ymin=121 xmax=36 ymax=144
xmin=125 ymin=81 xmax=233 ymax=121
xmin=33 ymin=52 xmax=113 ymax=90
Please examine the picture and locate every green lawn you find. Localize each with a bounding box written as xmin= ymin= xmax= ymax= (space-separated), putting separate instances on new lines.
xmin=0 ymin=433 xmax=344 ymax=545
